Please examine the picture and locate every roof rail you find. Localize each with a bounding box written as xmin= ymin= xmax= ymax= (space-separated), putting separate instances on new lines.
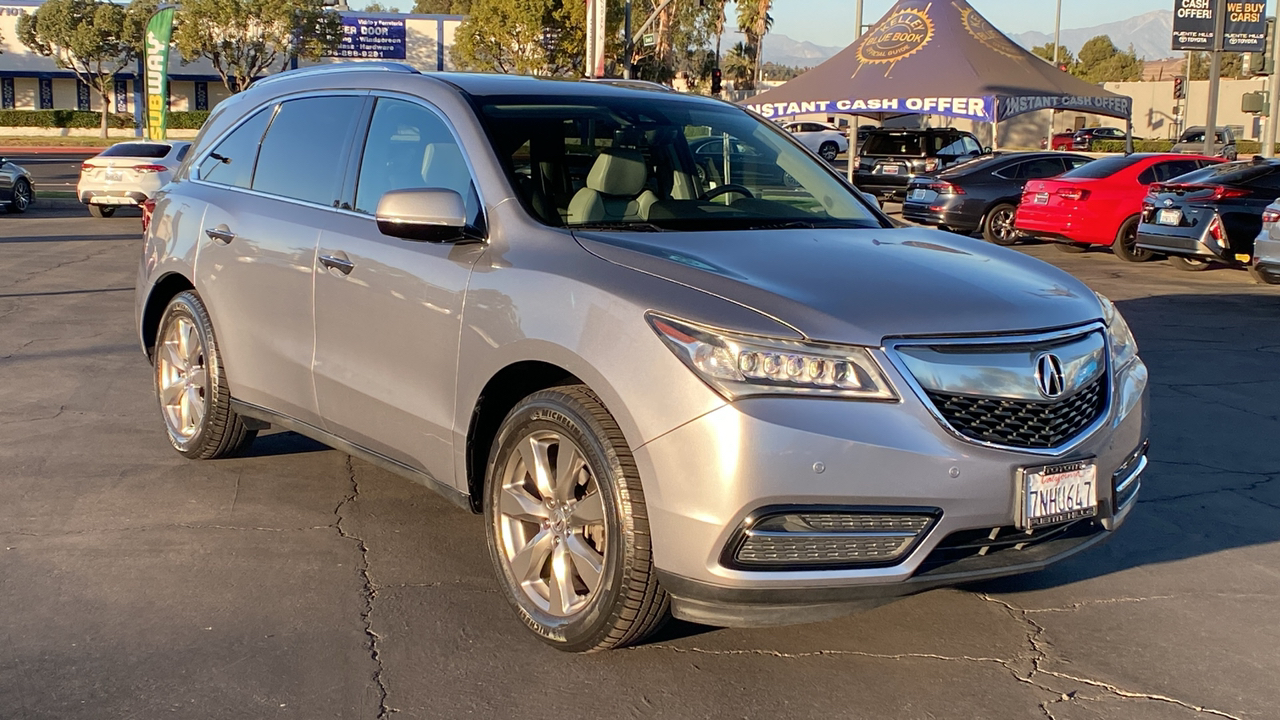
xmin=579 ymin=78 xmax=678 ymax=93
xmin=248 ymin=62 xmax=418 ymax=90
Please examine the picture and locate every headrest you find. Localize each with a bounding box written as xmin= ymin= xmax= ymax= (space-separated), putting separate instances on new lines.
xmin=586 ymin=149 xmax=647 ymax=196
xmin=423 ymin=142 xmax=468 ymax=187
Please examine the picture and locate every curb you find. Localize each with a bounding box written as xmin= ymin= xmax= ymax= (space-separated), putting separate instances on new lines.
xmin=0 ymin=146 xmax=102 ymax=154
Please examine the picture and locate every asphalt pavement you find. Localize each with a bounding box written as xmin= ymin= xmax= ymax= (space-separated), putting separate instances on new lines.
xmin=2 ymin=205 xmax=1278 ymax=719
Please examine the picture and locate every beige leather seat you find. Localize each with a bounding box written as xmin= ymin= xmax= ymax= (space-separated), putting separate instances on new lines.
xmin=568 ymin=149 xmax=658 ymax=224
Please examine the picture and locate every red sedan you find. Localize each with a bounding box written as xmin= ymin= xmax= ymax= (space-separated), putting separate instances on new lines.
xmin=1014 ymin=153 xmax=1222 ymax=261
xmin=1041 ymin=132 xmax=1076 ymax=151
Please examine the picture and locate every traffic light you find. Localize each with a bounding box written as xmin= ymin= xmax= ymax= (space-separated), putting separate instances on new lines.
xmin=1246 ymin=17 xmax=1276 ymax=76
xmin=1058 ymin=63 xmax=1068 ymax=72
xmin=1173 ymin=75 xmax=1186 ymax=100
xmin=711 ymin=68 xmax=722 ymax=95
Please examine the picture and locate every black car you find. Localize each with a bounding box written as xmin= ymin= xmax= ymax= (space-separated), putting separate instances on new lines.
xmin=1072 ymin=126 xmax=1126 ymax=150
xmin=688 ymin=135 xmax=794 ymax=190
xmin=1136 ymin=158 xmax=1280 ymax=271
xmin=854 ymin=128 xmax=988 ymax=200
xmin=902 ymin=151 xmax=1092 ymax=244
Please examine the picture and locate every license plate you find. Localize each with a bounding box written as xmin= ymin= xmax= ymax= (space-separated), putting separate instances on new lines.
xmin=105 ymin=171 xmax=123 ymax=181
xmin=1157 ymin=208 xmax=1181 ymax=225
xmin=1034 ymin=192 xmax=1049 ymax=204
xmin=1019 ymin=459 xmax=1098 ymax=529
xmin=909 ymin=188 xmax=927 ymax=200
xmin=880 ymin=165 xmax=900 ymax=175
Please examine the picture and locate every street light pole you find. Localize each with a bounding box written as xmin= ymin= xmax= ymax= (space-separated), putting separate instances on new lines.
xmin=855 ymin=0 xmax=863 ymax=38
xmin=624 ymin=0 xmax=633 ymax=80
xmin=1053 ymin=0 xmax=1062 ymax=64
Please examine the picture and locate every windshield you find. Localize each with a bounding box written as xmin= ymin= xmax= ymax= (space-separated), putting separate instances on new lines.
xmin=478 ymin=94 xmax=881 ymax=231
xmin=1179 ymin=130 xmax=1226 ymax=144
xmin=1059 ymin=154 xmax=1143 ymax=179
xmin=99 ymin=143 xmax=170 ymax=158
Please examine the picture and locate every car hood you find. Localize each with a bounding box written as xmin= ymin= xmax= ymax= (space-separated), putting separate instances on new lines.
xmin=573 ymin=226 xmax=1104 ymax=346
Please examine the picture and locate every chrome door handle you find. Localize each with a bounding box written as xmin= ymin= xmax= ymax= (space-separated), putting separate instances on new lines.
xmin=319 ymin=254 xmax=355 ymax=275
xmin=205 ymin=226 xmax=236 ymax=244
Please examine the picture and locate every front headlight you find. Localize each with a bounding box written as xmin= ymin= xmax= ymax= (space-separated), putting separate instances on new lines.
xmin=647 ymin=313 xmax=898 ymax=400
xmin=1096 ymin=293 xmax=1138 ymax=369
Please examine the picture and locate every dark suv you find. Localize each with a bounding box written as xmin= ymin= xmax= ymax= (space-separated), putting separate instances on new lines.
xmin=854 ymin=128 xmax=988 ymax=200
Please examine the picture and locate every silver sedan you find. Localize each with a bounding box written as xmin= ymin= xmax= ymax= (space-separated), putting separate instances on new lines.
xmin=0 ymin=157 xmax=35 ymax=214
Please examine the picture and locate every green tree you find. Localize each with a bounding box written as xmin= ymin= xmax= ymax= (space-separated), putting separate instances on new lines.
xmin=173 ymin=0 xmax=343 ymax=94
xmin=454 ymin=0 xmax=580 ymax=75
xmin=1031 ymin=42 xmax=1075 ymax=71
xmin=1074 ymin=34 xmax=1143 ymax=83
xmin=18 ymin=0 xmax=152 ymax=138
xmin=1188 ymin=51 xmax=1243 ymax=79
xmin=628 ymin=0 xmax=721 ymax=85
xmin=1077 ymin=35 xmax=1118 ymax=69
xmin=362 ymin=2 xmax=399 ymax=11
xmin=412 ymin=0 xmax=470 ymax=12
xmin=734 ymin=0 xmax=772 ymax=82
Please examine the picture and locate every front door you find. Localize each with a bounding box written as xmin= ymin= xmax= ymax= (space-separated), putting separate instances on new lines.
xmin=312 ymin=97 xmax=486 ymax=485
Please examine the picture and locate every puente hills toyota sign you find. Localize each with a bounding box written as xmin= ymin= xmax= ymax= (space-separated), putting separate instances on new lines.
xmin=1172 ymin=0 xmax=1267 ymax=52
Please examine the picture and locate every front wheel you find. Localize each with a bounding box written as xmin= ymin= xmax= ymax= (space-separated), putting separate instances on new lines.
xmin=154 ymin=291 xmax=257 ymax=458
xmin=1169 ymin=255 xmax=1211 ymax=271
xmin=88 ymin=204 xmax=116 ymax=218
xmin=982 ymin=203 xmax=1020 ymax=245
xmin=485 ymin=385 xmax=668 ymax=652
xmin=9 ymin=178 xmax=31 ymax=213
xmin=819 ymin=142 xmax=839 ymax=162
xmin=1111 ymin=215 xmax=1153 ymax=262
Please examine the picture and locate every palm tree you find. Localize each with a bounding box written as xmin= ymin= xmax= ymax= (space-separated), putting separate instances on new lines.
xmin=724 ymin=41 xmax=755 ymax=91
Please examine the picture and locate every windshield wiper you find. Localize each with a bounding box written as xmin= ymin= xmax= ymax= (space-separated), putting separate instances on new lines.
xmin=735 ymin=219 xmax=871 ymax=230
xmin=569 ymin=221 xmax=669 ymax=232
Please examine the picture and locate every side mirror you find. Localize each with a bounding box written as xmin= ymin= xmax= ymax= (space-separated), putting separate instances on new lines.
xmin=375 ymin=188 xmax=471 ymax=243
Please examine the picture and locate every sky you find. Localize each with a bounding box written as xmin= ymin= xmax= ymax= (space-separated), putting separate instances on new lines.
xmin=758 ymin=0 xmax=1173 ymax=48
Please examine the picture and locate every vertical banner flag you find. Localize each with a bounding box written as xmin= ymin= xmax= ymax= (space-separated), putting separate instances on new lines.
xmin=584 ymin=0 xmax=606 ymax=78
xmin=144 ymin=6 xmax=175 ymax=141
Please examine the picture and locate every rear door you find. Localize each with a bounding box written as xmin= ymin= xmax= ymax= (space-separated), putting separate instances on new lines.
xmin=311 ymin=95 xmax=486 ymax=482
xmin=193 ymin=94 xmax=367 ymax=427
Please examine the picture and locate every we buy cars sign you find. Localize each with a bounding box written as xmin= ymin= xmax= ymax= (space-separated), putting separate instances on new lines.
xmin=1172 ymin=0 xmax=1267 ymax=52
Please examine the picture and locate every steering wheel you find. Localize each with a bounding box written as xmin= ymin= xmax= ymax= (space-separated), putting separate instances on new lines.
xmin=700 ymin=184 xmax=755 ymax=202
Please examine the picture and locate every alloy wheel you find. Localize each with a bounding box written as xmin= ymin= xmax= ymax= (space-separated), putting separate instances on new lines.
xmin=991 ymin=209 xmax=1016 ymax=242
xmin=12 ymin=180 xmax=30 ymax=212
xmin=156 ymin=316 xmax=209 ymax=439
xmin=496 ymin=430 xmax=607 ymax=617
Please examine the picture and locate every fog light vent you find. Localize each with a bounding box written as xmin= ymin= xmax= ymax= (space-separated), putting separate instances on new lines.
xmin=725 ymin=507 xmax=939 ymax=571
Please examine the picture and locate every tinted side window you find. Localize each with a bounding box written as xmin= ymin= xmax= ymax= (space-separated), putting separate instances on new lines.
xmin=252 ymin=96 xmax=366 ymax=205
xmin=175 ymin=144 xmax=189 ymax=162
xmin=1023 ymin=157 xmax=1066 ymax=179
xmin=198 ymin=107 xmax=273 ymax=188
xmin=961 ymin=136 xmax=982 ymax=155
xmin=354 ymin=98 xmax=482 ymax=226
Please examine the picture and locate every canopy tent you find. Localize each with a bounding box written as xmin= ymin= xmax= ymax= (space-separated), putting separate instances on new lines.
xmin=743 ymin=0 xmax=1132 ymax=135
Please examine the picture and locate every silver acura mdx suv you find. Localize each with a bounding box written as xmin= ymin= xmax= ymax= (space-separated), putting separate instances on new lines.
xmin=136 ymin=63 xmax=1148 ymax=652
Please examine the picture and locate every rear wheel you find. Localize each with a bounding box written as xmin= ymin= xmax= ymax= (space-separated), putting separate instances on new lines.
xmin=981 ymin=203 xmax=1019 ymax=245
xmin=1111 ymin=215 xmax=1153 ymax=262
xmin=819 ymin=142 xmax=839 ymax=162
xmin=154 ymin=291 xmax=257 ymax=459
xmin=9 ymin=178 xmax=31 ymax=214
xmin=485 ymin=385 xmax=668 ymax=652
xmin=1169 ymin=255 xmax=1211 ymax=271
xmin=1054 ymin=242 xmax=1090 ymax=253
xmin=1249 ymin=263 xmax=1280 ymax=284
xmin=88 ymin=204 xmax=116 ymax=218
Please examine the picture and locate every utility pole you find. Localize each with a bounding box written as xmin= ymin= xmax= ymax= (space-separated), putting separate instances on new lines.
xmin=1204 ymin=0 xmax=1227 ymax=156
xmin=1266 ymin=17 xmax=1280 ymax=157
xmin=855 ymin=0 xmax=863 ymax=39
xmin=623 ymin=0 xmax=633 ymax=79
xmin=1053 ymin=0 xmax=1062 ymax=64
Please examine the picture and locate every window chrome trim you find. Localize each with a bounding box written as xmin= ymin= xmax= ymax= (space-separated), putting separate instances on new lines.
xmin=884 ymin=321 xmax=1114 ymax=457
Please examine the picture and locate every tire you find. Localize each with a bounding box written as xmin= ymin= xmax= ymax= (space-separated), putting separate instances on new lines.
xmin=1249 ymin=263 xmax=1280 ymax=284
xmin=1168 ymin=255 xmax=1211 ymax=271
xmin=982 ymin=203 xmax=1020 ymax=245
xmin=9 ymin=178 xmax=31 ymax=214
xmin=819 ymin=142 xmax=839 ymax=162
xmin=88 ymin=204 xmax=116 ymax=218
xmin=1054 ymin=242 xmax=1090 ymax=253
xmin=1110 ymin=215 xmax=1153 ymax=262
xmin=154 ymin=290 xmax=257 ymax=459
xmin=485 ymin=385 xmax=668 ymax=652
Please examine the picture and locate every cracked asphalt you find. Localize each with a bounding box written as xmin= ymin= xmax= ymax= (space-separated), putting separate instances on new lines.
xmin=2 ymin=203 xmax=1278 ymax=720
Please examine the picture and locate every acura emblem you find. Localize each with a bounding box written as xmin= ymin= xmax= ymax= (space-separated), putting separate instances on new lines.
xmin=1035 ymin=353 xmax=1066 ymax=399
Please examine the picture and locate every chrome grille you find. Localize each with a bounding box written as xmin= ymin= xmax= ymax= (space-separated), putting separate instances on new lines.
xmin=925 ymin=375 xmax=1107 ymax=449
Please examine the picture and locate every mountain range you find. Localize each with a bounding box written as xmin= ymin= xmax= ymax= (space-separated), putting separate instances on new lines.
xmin=741 ymin=9 xmax=1181 ymax=70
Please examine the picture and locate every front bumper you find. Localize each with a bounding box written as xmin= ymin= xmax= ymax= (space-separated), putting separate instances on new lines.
xmin=635 ymin=354 xmax=1149 ymax=627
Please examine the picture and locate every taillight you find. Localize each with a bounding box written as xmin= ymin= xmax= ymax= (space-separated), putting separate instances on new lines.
xmin=1262 ymin=208 xmax=1280 ymax=225
xmin=924 ymin=158 xmax=939 ymax=172
xmin=1165 ymin=183 xmax=1249 ymax=200
xmin=1207 ymin=214 xmax=1225 ymax=243
xmin=142 ymin=198 xmax=156 ymax=233
xmin=134 ymin=164 xmax=167 ymax=173
xmin=1210 ymin=186 xmax=1249 ymax=200
xmin=1056 ymin=187 xmax=1090 ymax=201
xmin=851 ymin=155 xmax=860 ymax=168
xmin=925 ymin=181 xmax=965 ymax=195
xmin=80 ymin=163 xmax=93 ymax=172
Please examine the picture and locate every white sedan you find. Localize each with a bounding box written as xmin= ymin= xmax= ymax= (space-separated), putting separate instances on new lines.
xmin=782 ymin=121 xmax=849 ymax=162
xmin=78 ymin=140 xmax=191 ymax=218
